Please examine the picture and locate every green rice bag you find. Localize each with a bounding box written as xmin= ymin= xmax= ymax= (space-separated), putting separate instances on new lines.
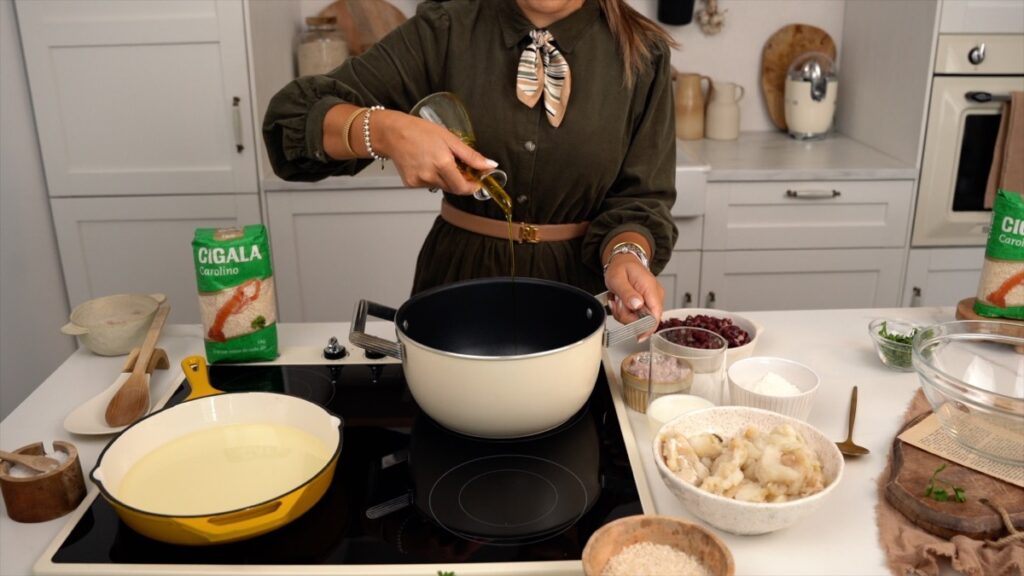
xmin=192 ymin=225 xmax=279 ymax=362
xmin=974 ymin=190 xmax=1024 ymax=319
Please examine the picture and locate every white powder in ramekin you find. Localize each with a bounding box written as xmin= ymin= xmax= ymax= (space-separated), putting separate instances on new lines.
xmin=747 ymin=372 xmax=801 ymax=396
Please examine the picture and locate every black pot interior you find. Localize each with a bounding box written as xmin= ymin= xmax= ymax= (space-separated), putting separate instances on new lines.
xmin=396 ymin=278 xmax=605 ymax=356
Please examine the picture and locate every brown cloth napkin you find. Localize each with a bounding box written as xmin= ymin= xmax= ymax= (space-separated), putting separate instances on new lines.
xmin=984 ymin=92 xmax=1024 ymax=209
xmin=875 ymin=390 xmax=1024 ymax=575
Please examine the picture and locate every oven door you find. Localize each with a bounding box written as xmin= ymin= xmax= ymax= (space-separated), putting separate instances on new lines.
xmin=913 ymin=75 xmax=1024 ymax=246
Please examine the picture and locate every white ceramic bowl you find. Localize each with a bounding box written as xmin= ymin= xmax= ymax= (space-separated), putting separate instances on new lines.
xmin=653 ymin=406 xmax=844 ymax=535
xmin=660 ymin=308 xmax=762 ymax=366
xmin=61 ymin=293 xmax=166 ymax=356
xmin=727 ymin=357 xmax=819 ymax=421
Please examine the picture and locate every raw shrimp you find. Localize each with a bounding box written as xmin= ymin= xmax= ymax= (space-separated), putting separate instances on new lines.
xmin=207 ymin=279 xmax=261 ymax=342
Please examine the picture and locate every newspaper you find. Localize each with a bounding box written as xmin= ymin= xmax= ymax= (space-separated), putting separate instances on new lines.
xmin=897 ymin=412 xmax=1024 ymax=489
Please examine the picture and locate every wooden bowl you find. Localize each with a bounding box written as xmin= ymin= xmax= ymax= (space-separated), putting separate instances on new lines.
xmin=582 ymin=515 xmax=734 ymax=576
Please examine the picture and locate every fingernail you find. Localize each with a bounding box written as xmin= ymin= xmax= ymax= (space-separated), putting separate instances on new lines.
xmin=629 ymin=297 xmax=643 ymax=310
xmin=485 ymin=159 xmax=499 ymax=168
xmin=638 ymin=334 xmax=649 ymax=344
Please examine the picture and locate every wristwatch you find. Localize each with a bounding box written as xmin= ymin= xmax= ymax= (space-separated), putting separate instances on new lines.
xmin=604 ymin=241 xmax=649 ymax=272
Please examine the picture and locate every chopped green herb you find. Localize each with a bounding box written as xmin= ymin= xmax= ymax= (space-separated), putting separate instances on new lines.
xmin=878 ymin=321 xmax=917 ymax=368
xmin=925 ymin=464 xmax=966 ymax=503
xmin=251 ymin=315 xmax=267 ymax=329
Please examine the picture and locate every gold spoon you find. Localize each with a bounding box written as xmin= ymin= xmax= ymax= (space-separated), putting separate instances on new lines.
xmin=836 ymin=386 xmax=870 ymax=457
xmin=0 ymin=450 xmax=60 ymax=473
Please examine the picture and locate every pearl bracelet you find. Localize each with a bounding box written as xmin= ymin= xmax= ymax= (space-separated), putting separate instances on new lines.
xmin=362 ymin=105 xmax=387 ymax=168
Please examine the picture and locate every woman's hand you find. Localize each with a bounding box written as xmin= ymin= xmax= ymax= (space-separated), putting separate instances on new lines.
xmin=374 ymin=110 xmax=498 ymax=196
xmin=603 ymin=254 xmax=664 ymax=340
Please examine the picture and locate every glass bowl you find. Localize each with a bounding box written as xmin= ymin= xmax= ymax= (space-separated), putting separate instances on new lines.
xmin=868 ymin=318 xmax=917 ymax=371
xmin=913 ymin=320 xmax=1024 ymax=465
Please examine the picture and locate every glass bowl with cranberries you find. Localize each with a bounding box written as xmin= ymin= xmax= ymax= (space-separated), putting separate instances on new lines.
xmin=656 ymin=309 xmax=761 ymax=366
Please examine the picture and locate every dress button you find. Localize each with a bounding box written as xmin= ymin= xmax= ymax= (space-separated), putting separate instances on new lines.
xmin=517 ymin=195 xmax=529 ymax=204
xmin=524 ymin=140 xmax=537 ymax=152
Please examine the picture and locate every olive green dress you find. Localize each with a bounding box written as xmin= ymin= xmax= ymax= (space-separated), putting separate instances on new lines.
xmin=263 ymin=0 xmax=678 ymax=296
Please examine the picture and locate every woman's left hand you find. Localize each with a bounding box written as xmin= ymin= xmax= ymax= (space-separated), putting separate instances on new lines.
xmin=603 ymin=256 xmax=664 ymax=340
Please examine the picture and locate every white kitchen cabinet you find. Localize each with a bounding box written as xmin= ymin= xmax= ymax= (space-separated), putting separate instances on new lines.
xmin=659 ymin=251 xmax=702 ymax=310
xmin=51 ymin=195 xmax=262 ymax=324
xmin=15 ymin=0 xmax=257 ymax=197
xmin=903 ymin=248 xmax=985 ymax=307
xmin=700 ymin=249 xmax=906 ymax=311
xmin=266 ymin=189 xmax=438 ymax=322
xmin=703 ymin=180 xmax=914 ymax=250
xmin=939 ymin=0 xmax=1024 ymax=34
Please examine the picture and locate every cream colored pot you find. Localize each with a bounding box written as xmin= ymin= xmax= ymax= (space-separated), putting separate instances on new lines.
xmin=61 ymin=293 xmax=166 ymax=356
xmin=350 ymin=278 xmax=653 ymax=439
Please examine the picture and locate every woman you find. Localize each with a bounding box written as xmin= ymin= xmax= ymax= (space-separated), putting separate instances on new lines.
xmin=263 ymin=0 xmax=678 ymax=328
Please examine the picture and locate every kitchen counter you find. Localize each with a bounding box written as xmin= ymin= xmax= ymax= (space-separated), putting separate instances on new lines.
xmin=680 ymin=131 xmax=917 ymax=182
xmin=1 ymin=306 xmax=955 ymax=575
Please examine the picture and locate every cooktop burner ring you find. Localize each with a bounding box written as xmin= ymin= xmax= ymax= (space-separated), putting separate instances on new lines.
xmin=427 ymin=454 xmax=588 ymax=546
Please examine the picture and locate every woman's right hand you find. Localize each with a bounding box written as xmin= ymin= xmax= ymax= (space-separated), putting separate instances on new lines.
xmin=374 ymin=110 xmax=498 ymax=196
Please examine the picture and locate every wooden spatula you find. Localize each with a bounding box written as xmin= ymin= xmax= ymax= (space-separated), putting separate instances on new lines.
xmin=105 ymin=304 xmax=170 ymax=427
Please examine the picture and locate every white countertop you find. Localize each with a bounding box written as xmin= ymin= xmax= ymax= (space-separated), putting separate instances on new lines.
xmin=680 ymin=131 xmax=917 ymax=182
xmin=0 ymin=307 xmax=955 ymax=576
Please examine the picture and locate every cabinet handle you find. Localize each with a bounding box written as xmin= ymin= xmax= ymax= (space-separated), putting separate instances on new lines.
xmin=786 ymin=189 xmax=841 ymax=199
xmin=232 ymin=97 xmax=244 ymax=154
xmin=911 ymin=286 xmax=922 ymax=308
xmin=706 ymin=291 xmax=716 ymax=308
xmin=968 ymin=43 xmax=986 ymax=66
xmin=683 ymin=292 xmax=692 ymax=307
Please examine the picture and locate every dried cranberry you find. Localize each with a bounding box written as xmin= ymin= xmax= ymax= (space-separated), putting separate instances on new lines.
xmin=656 ymin=314 xmax=751 ymax=349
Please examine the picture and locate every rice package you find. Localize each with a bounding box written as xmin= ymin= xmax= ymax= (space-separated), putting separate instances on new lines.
xmin=192 ymin=225 xmax=278 ymax=362
xmin=974 ymin=190 xmax=1024 ymax=319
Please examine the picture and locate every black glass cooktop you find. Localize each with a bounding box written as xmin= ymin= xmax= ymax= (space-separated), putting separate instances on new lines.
xmin=50 ymin=361 xmax=642 ymax=567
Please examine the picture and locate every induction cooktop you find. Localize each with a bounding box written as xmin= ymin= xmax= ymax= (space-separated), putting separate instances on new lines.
xmin=35 ymin=343 xmax=650 ymax=575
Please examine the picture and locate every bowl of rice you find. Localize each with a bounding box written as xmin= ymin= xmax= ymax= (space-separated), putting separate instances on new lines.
xmin=582 ymin=514 xmax=734 ymax=576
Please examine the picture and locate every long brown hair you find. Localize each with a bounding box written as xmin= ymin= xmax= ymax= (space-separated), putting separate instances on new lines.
xmin=596 ymin=0 xmax=679 ymax=87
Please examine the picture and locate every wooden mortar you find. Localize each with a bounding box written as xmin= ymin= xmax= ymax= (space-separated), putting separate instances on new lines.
xmin=0 ymin=441 xmax=86 ymax=522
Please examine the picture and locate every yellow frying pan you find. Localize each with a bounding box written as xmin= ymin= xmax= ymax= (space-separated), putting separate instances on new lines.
xmin=90 ymin=356 xmax=343 ymax=545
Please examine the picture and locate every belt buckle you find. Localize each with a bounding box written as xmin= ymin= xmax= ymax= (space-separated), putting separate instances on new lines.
xmin=519 ymin=223 xmax=540 ymax=244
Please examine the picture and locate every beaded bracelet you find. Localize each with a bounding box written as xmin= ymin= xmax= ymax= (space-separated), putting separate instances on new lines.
xmin=362 ymin=105 xmax=387 ymax=168
xmin=340 ymin=107 xmax=367 ymax=157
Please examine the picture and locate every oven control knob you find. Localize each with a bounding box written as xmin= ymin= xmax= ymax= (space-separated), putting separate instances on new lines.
xmin=323 ymin=337 xmax=347 ymax=360
xmin=968 ymin=43 xmax=986 ymax=65
xmin=364 ymin=349 xmax=385 ymax=360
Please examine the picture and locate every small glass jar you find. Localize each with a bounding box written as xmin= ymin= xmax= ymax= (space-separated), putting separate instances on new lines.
xmin=296 ymin=16 xmax=348 ymax=77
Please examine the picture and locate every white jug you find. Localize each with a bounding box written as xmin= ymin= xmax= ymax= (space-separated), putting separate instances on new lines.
xmin=705 ymin=81 xmax=744 ymax=141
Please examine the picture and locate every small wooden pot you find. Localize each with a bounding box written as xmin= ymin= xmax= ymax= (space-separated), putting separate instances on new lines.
xmin=0 ymin=441 xmax=86 ymax=522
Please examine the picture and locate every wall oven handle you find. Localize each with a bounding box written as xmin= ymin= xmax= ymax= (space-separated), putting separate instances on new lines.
xmin=965 ymin=91 xmax=1011 ymax=104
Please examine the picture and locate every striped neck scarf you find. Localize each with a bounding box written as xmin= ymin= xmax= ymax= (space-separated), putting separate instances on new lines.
xmin=516 ymin=30 xmax=572 ymax=128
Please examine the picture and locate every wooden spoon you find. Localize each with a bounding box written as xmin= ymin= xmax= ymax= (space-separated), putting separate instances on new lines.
xmin=104 ymin=304 xmax=170 ymax=427
xmin=0 ymin=450 xmax=60 ymax=473
xmin=836 ymin=386 xmax=870 ymax=457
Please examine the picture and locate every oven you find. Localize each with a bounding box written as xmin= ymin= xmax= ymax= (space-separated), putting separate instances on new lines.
xmin=912 ymin=34 xmax=1024 ymax=247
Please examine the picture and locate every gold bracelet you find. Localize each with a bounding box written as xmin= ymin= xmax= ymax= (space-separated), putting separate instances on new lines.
xmin=340 ymin=107 xmax=367 ymax=157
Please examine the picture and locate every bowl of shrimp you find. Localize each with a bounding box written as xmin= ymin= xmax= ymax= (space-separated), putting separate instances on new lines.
xmin=652 ymin=406 xmax=844 ymax=535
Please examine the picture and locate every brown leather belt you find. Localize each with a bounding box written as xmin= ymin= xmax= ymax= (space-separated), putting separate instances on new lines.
xmin=440 ymin=200 xmax=589 ymax=244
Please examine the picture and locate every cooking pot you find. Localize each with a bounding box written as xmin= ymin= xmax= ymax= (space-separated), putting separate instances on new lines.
xmin=61 ymin=293 xmax=166 ymax=356
xmin=90 ymin=356 xmax=343 ymax=545
xmin=349 ymin=277 xmax=654 ymax=439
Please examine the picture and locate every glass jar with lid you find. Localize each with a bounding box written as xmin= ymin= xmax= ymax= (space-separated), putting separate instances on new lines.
xmin=296 ymin=16 xmax=348 ymax=77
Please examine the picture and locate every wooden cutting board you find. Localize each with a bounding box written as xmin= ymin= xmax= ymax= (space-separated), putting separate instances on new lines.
xmin=761 ymin=24 xmax=836 ymax=131
xmin=320 ymin=0 xmax=407 ymax=56
xmin=884 ymin=411 xmax=1024 ymax=540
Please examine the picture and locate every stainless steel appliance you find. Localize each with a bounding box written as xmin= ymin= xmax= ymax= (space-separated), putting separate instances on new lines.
xmin=913 ymin=34 xmax=1024 ymax=246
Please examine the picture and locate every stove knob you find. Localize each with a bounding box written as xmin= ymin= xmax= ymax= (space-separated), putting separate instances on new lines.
xmin=323 ymin=336 xmax=348 ymax=360
xmin=364 ymin=349 xmax=385 ymax=360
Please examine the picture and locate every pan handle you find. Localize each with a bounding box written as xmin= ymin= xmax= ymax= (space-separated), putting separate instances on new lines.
xmin=349 ymin=300 xmax=403 ymax=360
xmin=172 ymin=498 xmax=290 ymax=542
xmin=181 ymin=356 xmax=224 ymax=401
xmin=595 ymin=292 xmax=658 ymax=348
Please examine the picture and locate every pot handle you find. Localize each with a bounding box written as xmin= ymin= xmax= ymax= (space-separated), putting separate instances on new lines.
xmin=61 ymin=322 xmax=89 ymax=336
xmin=148 ymin=293 xmax=167 ymax=304
xmin=349 ymin=300 xmax=403 ymax=360
xmin=181 ymin=356 xmax=224 ymax=401
xmin=173 ymin=499 xmax=290 ymax=542
xmin=596 ymin=292 xmax=658 ymax=348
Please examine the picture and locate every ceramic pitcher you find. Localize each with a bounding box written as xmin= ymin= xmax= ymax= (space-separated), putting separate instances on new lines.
xmin=705 ymin=81 xmax=745 ymax=141
xmin=674 ymin=72 xmax=710 ymax=140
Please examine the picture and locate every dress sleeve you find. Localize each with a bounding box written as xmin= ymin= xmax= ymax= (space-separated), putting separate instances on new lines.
xmin=580 ymin=43 xmax=678 ymax=276
xmin=261 ymin=2 xmax=451 ymax=182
